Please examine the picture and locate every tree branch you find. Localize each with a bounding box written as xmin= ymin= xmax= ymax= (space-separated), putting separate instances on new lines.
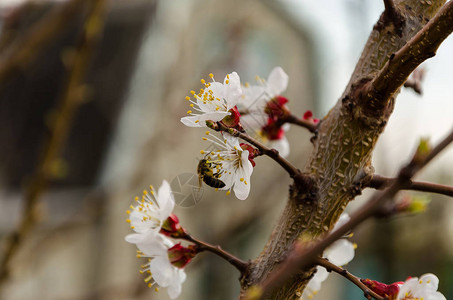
xmin=254 ymin=128 xmax=453 ymax=299
xmin=282 ymin=114 xmax=318 ymax=133
xmin=403 ymin=68 xmax=425 ymax=95
xmin=240 ymin=1 xmax=451 ymax=298
xmin=183 ymin=234 xmax=249 ymax=274
xmin=363 ymin=1 xmax=453 ymax=116
xmin=368 ymin=174 xmax=453 ymax=197
xmin=315 ymin=257 xmax=384 ymax=300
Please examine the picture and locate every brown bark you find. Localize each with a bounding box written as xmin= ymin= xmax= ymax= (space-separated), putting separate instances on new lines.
xmin=239 ymin=0 xmax=451 ymax=299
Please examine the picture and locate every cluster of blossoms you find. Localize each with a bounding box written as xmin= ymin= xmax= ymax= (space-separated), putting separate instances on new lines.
xmin=363 ymin=273 xmax=446 ymax=300
xmin=125 ymin=181 xmax=196 ymax=299
xmin=181 ymin=67 xmax=318 ymax=200
xmin=301 ymin=213 xmax=356 ymax=300
xmin=300 ymin=214 xmax=446 ymax=300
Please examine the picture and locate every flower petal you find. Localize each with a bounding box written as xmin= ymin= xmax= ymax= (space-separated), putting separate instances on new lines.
xmin=167 ymin=269 xmax=187 ymax=299
xmin=324 ymin=239 xmax=355 ymax=266
xmin=156 ymin=180 xmax=175 ymax=220
xmin=267 ymin=67 xmax=288 ymax=96
xmin=225 ymin=72 xmax=242 ymax=108
xmin=149 ymin=256 xmax=175 ymax=287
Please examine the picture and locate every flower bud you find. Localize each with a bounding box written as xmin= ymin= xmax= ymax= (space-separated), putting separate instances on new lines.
xmin=160 ymin=214 xmax=187 ymax=238
xmin=221 ymin=106 xmax=244 ymax=131
xmin=167 ymin=244 xmax=198 ymax=268
xmin=303 ymin=110 xmax=320 ymax=124
xmin=361 ymin=279 xmax=402 ymax=299
xmin=264 ymin=96 xmax=290 ymax=120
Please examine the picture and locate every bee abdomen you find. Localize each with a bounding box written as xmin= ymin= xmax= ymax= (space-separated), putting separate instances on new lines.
xmin=203 ymin=176 xmax=226 ymax=188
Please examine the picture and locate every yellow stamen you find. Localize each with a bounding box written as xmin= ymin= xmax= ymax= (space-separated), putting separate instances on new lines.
xmin=200 ymin=79 xmax=206 ymax=84
xmin=187 ymin=110 xmax=192 ymax=114
xmin=209 ymin=73 xmax=214 ymax=79
xmin=226 ymin=191 xmax=231 ymax=195
xmin=185 ymin=96 xmax=190 ymax=101
xmin=190 ymin=104 xmax=194 ymax=107
xmin=205 ymin=131 xmax=210 ymax=135
xmin=200 ymin=150 xmax=205 ymax=154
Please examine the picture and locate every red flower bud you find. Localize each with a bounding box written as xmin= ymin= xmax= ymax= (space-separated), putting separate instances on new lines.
xmin=265 ymin=96 xmax=290 ymax=121
xmin=167 ymin=244 xmax=198 ymax=268
xmin=303 ymin=110 xmax=313 ymax=120
xmin=160 ymin=214 xmax=187 ymax=238
xmin=261 ymin=117 xmax=285 ymax=141
xmin=221 ymin=106 xmax=243 ymax=131
xmin=240 ymin=143 xmax=257 ymax=167
xmin=361 ymin=279 xmax=403 ymax=299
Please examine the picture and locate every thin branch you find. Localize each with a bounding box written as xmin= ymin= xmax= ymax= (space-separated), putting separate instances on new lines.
xmin=0 ymin=0 xmax=107 ymax=284
xmin=368 ymin=174 xmax=453 ymax=197
xmin=254 ymin=128 xmax=453 ymax=299
xmin=183 ymin=234 xmax=249 ymax=274
xmin=282 ymin=114 xmax=317 ymax=133
xmin=315 ymin=257 xmax=384 ymax=300
xmin=403 ymin=68 xmax=425 ymax=95
xmin=212 ymin=122 xmax=302 ymax=180
xmin=382 ymin=0 xmax=404 ymax=29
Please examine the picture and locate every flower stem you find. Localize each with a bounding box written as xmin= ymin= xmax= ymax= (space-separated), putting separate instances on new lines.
xmin=282 ymin=114 xmax=317 ymax=133
xmin=183 ymin=234 xmax=249 ymax=274
xmin=315 ymin=258 xmax=384 ymax=300
xmin=213 ymin=122 xmax=302 ymax=181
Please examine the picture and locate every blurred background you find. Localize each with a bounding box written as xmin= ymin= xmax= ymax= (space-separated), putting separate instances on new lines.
xmin=0 ymin=0 xmax=452 ymax=299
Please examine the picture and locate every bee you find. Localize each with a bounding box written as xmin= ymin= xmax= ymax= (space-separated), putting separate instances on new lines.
xmin=197 ymin=159 xmax=226 ymax=189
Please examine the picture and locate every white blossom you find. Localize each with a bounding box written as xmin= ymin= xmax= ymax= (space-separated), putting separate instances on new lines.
xmin=241 ymin=66 xmax=289 ymax=109
xmin=201 ymin=133 xmax=254 ymax=200
xmin=397 ymin=273 xmax=446 ymax=300
xmin=181 ymin=72 xmax=242 ymax=127
xmin=125 ymin=231 xmax=186 ymax=299
xmin=239 ymin=67 xmax=291 ymax=157
xmin=127 ymin=180 xmax=175 ymax=234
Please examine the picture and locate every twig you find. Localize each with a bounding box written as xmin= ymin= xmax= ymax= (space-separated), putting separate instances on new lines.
xmin=282 ymin=114 xmax=317 ymax=133
xmin=213 ymin=122 xmax=302 ymax=180
xmin=315 ymin=257 xmax=384 ymax=300
xmin=255 ymin=128 xmax=453 ymax=299
xmin=0 ymin=0 xmax=89 ymax=86
xmin=382 ymin=0 xmax=404 ymax=30
xmin=403 ymin=68 xmax=425 ymax=95
xmin=183 ymin=234 xmax=249 ymax=274
xmin=368 ymin=174 xmax=453 ymax=197
xmin=0 ymin=0 xmax=107 ymax=284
